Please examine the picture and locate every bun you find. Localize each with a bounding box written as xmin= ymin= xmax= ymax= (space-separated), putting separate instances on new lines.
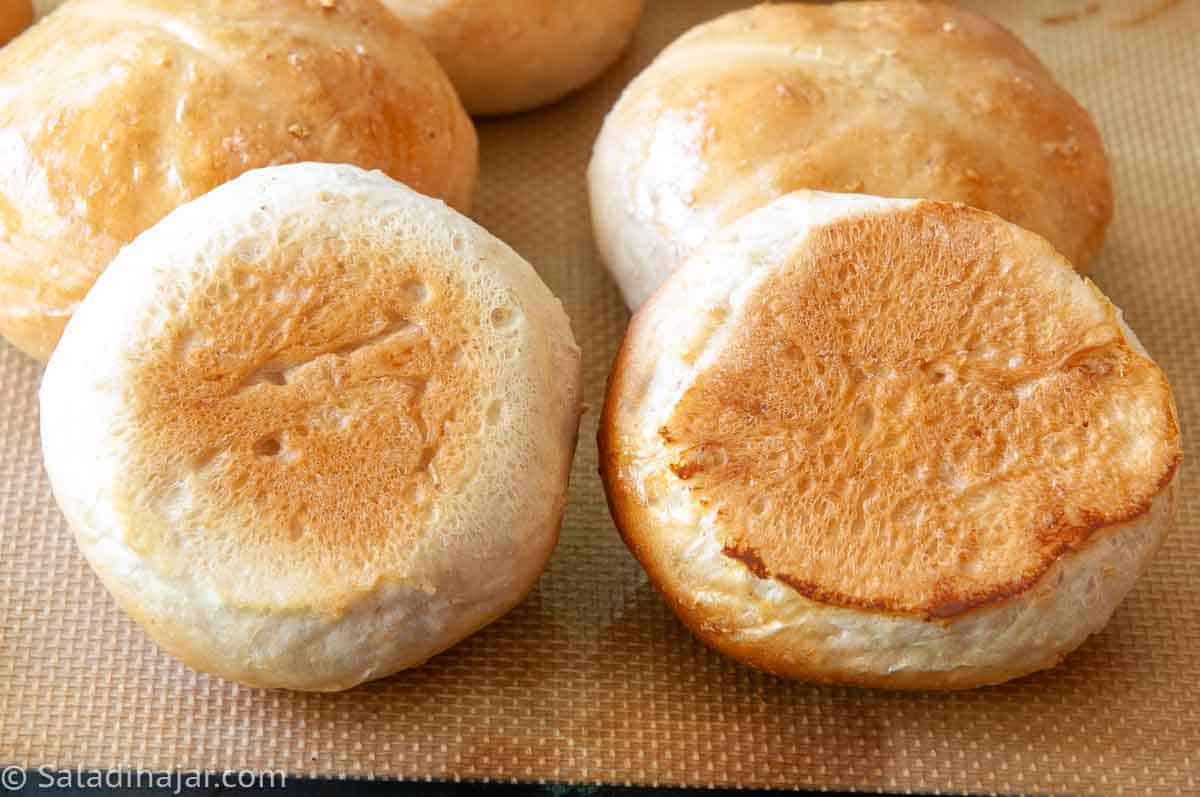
xmin=589 ymin=1 xmax=1113 ymax=309
xmin=0 ymin=0 xmax=477 ymax=361
xmin=0 ymin=0 xmax=32 ymax=44
xmin=40 ymin=163 xmax=583 ymax=691
xmin=599 ymin=191 xmax=1180 ymax=689
xmin=383 ymin=0 xmax=644 ymax=116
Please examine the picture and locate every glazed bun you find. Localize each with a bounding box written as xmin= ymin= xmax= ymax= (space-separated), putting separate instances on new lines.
xmin=0 ymin=0 xmax=477 ymax=361
xmin=41 ymin=163 xmax=583 ymax=691
xmin=383 ymin=0 xmax=645 ymax=116
xmin=600 ymin=191 xmax=1180 ymax=689
xmin=589 ymin=1 xmax=1113 ymax=309
xmin=0 ymin=0 xmax=32 ymax=44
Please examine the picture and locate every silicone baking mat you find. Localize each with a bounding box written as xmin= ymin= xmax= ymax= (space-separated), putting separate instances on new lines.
xmin=1 ymin=1 xmax=1197 ymax=794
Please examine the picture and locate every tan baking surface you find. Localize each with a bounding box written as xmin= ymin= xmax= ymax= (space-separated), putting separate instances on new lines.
xmin=1 ymin=1 xmax=1197 ymax=793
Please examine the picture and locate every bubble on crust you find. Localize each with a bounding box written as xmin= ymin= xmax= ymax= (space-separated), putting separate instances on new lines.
xmin=489 ymin=305 xmax=520 ymax=331
xmin=402 ymin=279 xmax=430 ymax=304
xmin=929 ymin=364 xmax=954 ymax=384
xmin=250 ymin=368 xmax=288 ymax=388
xmin=670 ymin=443 xmax=728 ymax=480
xmin=252 ymin=436 xmax=282 ymax=457
xmin=232 ymin=267 xmax=259 ymax=290
xmin=189 ymin=447 xmax=220 ymax=470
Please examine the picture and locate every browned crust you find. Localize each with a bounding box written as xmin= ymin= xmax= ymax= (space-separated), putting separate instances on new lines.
xmin=658 ymin=203 xmax=1177 ymax=617
xmin=0 ymin=0 xmax=478 ymax=360
xmin=721 ymin=544 xmax=768 ymax=580
xmin=603 ymin=380 xmax=1178 ymax=688
xmin=603 ymin=368 xmax=1049 ymax=689
xmin=0 ymin=0 xmax=32 ymax=46
xmin=712 ymin=416 xmax=1180 ymax=621
xmin=597 ymin=200 xmax=1181 ymax=687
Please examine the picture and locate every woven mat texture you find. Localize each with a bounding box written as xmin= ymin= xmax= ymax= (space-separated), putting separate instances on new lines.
xmin=1 ymin=1 xmax=1197 ymax=794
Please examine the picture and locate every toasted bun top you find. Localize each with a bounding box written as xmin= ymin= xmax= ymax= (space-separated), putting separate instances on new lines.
xmin=0 ymin=0 xmax=477 ymax=360
xmin=589 ymin=1 xmax=1112 ymax=309
xmin=383 ymin=0 xmax=644 ymax=116
xmin=41 ymin=163 xmax=582 ymax=617
xmin=0 ymin=0 xmax=32 ymax=45
xmin=602 ymin=193 xmax=1180 ymax=619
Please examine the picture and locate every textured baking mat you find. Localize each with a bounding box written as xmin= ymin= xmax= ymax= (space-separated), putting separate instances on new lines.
xmin=2 ymin=1 xmax=1197 ymax=794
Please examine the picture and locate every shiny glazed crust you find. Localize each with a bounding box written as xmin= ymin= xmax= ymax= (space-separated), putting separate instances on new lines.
xmin=599 ymin=192 xmax=1180 ymax=689
xmin=589 ymin=1 xmax=1113 ymax=309
xmin=385 ymin=0 xmax=645 ymax=116
xmin=40 ymin=164 xmax=583 ymax=691
xmin=0 ymin=0 xmax=478 ymax=360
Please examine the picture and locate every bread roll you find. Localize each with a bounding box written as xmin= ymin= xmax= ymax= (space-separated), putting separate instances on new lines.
xmin=589 ymin=1 xmax=1113 ymax=309
xmin=0 ymin=0 xmax=32 ymax=44
xmin=0 ymin=0 xmax=477 ymax=361
xmin=383 ymin=0 xmax=644 ymax=116
xmin=600 ymin=191 xmax=1180 ymax=689
xmin=40 ymin=163 xmax=583 ymax=691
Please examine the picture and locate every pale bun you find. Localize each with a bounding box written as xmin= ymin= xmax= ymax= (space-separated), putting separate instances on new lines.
xmin=383 ymin=0 xmax=644 ymax=116
xmin=600 ymin=191 xmax=1180 ymax=689
xmin=0 ymin=0 xmax=477 ymax=361
xmin=41 ymin=163 xmax=583 ymax=691
xmin=589 ymin=1 xmax=1113 ymax=309
xmin=0 ymin=0 xmax=32 ymax=44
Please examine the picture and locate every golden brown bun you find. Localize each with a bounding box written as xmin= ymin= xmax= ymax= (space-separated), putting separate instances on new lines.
xmin=0 ymin=0 xmax=32 ymax=44
xmin=0 ymin=0 xmax=478 ymax=361
xmin=383 ymin=0 xmax=644 ymax=116
xmin=600 ymin=191 xmax=1180 ymax=689
xmin=40 ymin=163 xmax=583 ymax=691
xmin=589 ymin=1 xmax=1113 ymax=309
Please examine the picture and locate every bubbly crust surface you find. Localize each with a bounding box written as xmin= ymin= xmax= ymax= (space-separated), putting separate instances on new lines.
xmin=589 ymin=1 xmax=1113 ymax=309
xmin=0 ymin=0 xmax=32 ymax=45
xmin=600 ymin=192 xmax=1180 ymax=687
xmin=662 ymin=203 xmax=1176 ymax=618
xmin=385 ymin=0 xmax=644 ymax=115
xmin=40 ymin=164 xmax=582 ymax=690
xmin=0 ymin=0 xmax=477 ymax=360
